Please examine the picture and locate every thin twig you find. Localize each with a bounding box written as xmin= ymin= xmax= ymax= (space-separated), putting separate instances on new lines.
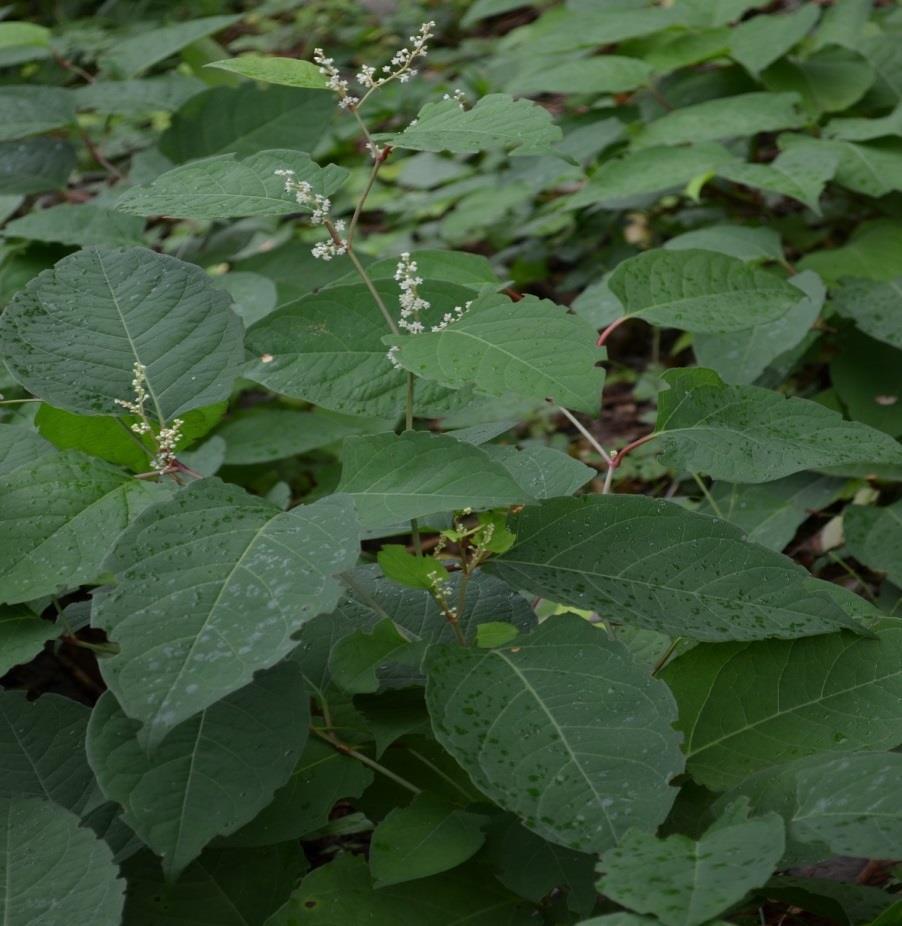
xmin=691 ymin=471 xmax=723 ymax=519
xmin=311 ymin=726 xmax=422 ymax=794
xmin=556 ymin=404 xmax=611 ymax=465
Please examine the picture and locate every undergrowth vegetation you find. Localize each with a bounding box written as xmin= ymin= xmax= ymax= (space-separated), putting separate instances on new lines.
xmin=0 ymin=0 xmax=901 ymax=923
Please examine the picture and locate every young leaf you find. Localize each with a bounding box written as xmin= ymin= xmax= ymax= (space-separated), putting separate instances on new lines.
xmin=377 ymin=94 xmax=562 ymax=156
xmin=87 ymin=662 xmax=309 ymax=879
xmin=832 ymin=277 xmax=902 ymax=349
xmin=370 ymin=794 xmax=487 ymax=887
xmin=117 ymin=149 xmax=348 ymax=219
xmin=426 ymin=614 xmax=683 ymax=854
xmin=337 ymin=431 xmax=531 ymax=528
xmin=0 ymin=86 xmax=75 ymax=140
xmin=0 ymin=691 xmax=95 ymax=813
xmin=377 ymin=545 xmax=449 ymax=590
xmin=487 ymin=495 xmax=861 ymax=641
xmin=633 ymin=92 xmax=807 ymax=149
xmin=206 ymin=55 xmax=328 ymax=89
xmin=844 ymin=500 xmax=902 ymax=587
xmin=385 ymin=291 xmax=605 ymax=414
xmin=662 ymin=625 xmax=902 ymax=789
xmin=122 ymin=843 xmax=307 ymax=926
xmin=607 ymin=249 xmax=802 ymax=333
xmin=792 ymin=752 xmax=902 ymax=859
xmin=0 ymin=450 xmax=166 ymax=604
xmin=0 ymin=247 xmax=244 ymax=419
xmin=598 ymin=804 xmax=785 ymax=926
xmin=92 ymin=481 xmax=359 ymax=747
xmin=0 ymin=796 xmax=124 ymax=925
xmin=655 ymin=368 xmax=902 ymax=481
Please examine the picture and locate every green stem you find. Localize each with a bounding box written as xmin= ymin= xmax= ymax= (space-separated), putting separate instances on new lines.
xmin=651 ymin=637 xmax=682 ymax=676
xmin=348 ymin=152 xmax=385 ymax=245
xmin=311 ymin=727 xmax=421 ymax=795
xmin=691 ymin=471 xmax=723 ymax=519
xmin=344 ymin=245 xmax=399 ymax=335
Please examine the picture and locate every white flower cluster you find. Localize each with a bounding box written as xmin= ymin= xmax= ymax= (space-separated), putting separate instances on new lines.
xmin=313 ymin=48 xmax=358 ymax=110
xmin=380 ymin=21 xmax=436 ymax=84
xmin=152 ymin=418 xmax=183 ymax=474
xmin=442 ymin=88 xmax=467 ymax=109
xmin=115 ymin=361 xmax=151 ymax=432
xmin=275 ymin=168 xmax=348 ymax=261
xmin=430 ymin=300 xmax=472 ymax=333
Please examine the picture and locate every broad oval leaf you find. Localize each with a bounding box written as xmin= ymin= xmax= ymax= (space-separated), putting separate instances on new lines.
xmin=87 ymin=662 xmax=309 ymax=879
xmin=0 ymin=247 xmax=245 ymax=419
xmin=385 ymin=291 xmax=605 ymax=415
xmin=0 ymin=796 xmax=124 ymax=925
xmin=486 ymin=495 xmax=862 ymax=641
xmin=662 ymin=624 xmax=902 ymax=789
xmin=655 ymin=368 xmax=902 ymax=482
xmin=117 ymin=149 xmax=348 ymax=220
xmin=92 ymin=480 xmax=359 ymax=747
xmin=0 ymin=450 xmax=166 ymax=604
xmin=426 ymin=614 xmax=684 ymax=854
xmin=607 ymin=249 xmax=802 ymax=332
xmin=336 ymin=431 xmax=532 ymax=528
xmin=206 ymin=55 xmax=328 ymax=89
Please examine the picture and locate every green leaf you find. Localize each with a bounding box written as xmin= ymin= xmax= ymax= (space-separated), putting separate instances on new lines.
xmin=87 ymin=662 xmax=308 ymax=879
xmin=386 ymin=291 xmax=605 ymax=414
xmin=825 ymin=102 xmax=902 ymax=142
xmin=266 ymin=849 xmax=537 ymax=925
xmin=844 ymin=500 xmax=902 ymax=587
xmin=0 ymin=86 xmax=75 ymax=141
xmin=634 ymin=92 xmax=807 ymax=149
xmin=0 ymin=607 xmax=56 ymax=675
xmin=655 ymin=368 xmax=902 ymax=481
xmin=122 ymin=843 xmax=307 ymax=926
xmin=729 ymin=3 xmax=820 ymax=73
xmin=475 ymin=621 xmax=520 ymax=648
xmin=337 ymin=431 xmax=531 ymax=528
xmin=762 ymin=48 xmax=875 ymax=116
xmin=0 ymin=450 xmax=165 ymax=604
xmin=3 ymin=203 xmax=145 ymax=247
xmin=370 ymin=794 xmax=486 ymax=887
xmin=245 ymin=281 xmax=471 ymax=418
xmin=781 ymin=135 xmax=902 ymax=199
xmin=92 ymin=481 xmax=359 ymax=747
xmin=792 ymin=752 xmax=902 ymax=859
xmin=73 ymin=74 xmax=205 ymax=114
xmin=832 ymin=278 xmax=902 ymax=350
xmin=569 ymin=143 xmax=736 ymax=208
xmin=483 ymin=444 xmax=595 ymax=498
xmin=607 ymin=249 xmax=802 ymax=332
xmin=623 ymin=27 xmax=730 ymax=74
xmin=598 ymin=804 xmax=784 ymax=926
xmin=160 ymin=85 xmax=333 ymax=164
xmin=487 ymin=495 xmax=862 ymax=640
xmin=831 ymin=332 xmax=902 ymax=437
xmin=218 ymin=407 xmax=390 ymax=466
xmin=206 ymin=55 xmax=328 ymax=89
xmin=215 ymin=271 xmax=278 ymax=328
xmin=661 ymin=624 xmax=902 ymax=789
xmin=329 ymin=619 xmax=415 ymax=694
xmin=0 ymin=138 xmax=75 ymax=194
xmin=378 ymin=94 xmax=562 ymax=156
xmin=508 ymin=56 xmax=653 ymax=95
xmin=665 ymin=224 xmax=783 ymax=263
xmin=0 ymin=424 xmax=53 ymax=476
xmin=0 ymin=691 xmax=95 ymax=813
xmin=117 ymin=149 xmax=347 ymax=219
xmin=426 ymin=614 xmax=683 ymax=853
xmin=717 ymin=145 xmax=840 ymax=212
xmin=99 ymin=15 xmax=240 ymax=78
xmin=377 ymin=545 xmax=449 ymax=590
xmin=0 ymin=796 xmax=124 ymax=926
xmin=224 ymin=738 xmax=373 ymax=847
xmin=693 ymin=271 xmax=824 ymax=384
xmin=699 ymin=472 xmax=844 ymax=551
xmin=0 ymin=247 xmax=244 ymax=419
xmin=0 ymin=23 xmax=49 ymax=49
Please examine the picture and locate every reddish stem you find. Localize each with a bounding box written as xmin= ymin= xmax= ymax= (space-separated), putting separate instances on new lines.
xmin=611 ymin=432 xmax=658 ymax=468
xmin=596 ymin=315 xmax=629 ymax=347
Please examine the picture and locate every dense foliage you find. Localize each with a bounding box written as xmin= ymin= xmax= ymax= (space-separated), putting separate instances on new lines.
xmin=0 ymin=1 xmax=901 ymax=923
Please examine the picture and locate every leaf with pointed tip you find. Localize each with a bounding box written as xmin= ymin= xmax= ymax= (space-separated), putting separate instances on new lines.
xmin=87 ymin=662 xmax=308 ymax=879
xmin=337 ymin=431 xmax=531 ymax=528
xmin=92 ymin=480 xmax=358 ymax=747
xmin=74 ymin=74 xmax=205 ymax=114
xmin=0 ymin=691 xmax=95 ymax=813
xmin=844 ymin=500 xmax=902 ymax=587
xmin=598 ymin=805 xmax=784 ymax=926
xmin=0 ymin=450 xmax=166 ymax=604
xmin=608 ymin=249 xmax=801 ymax=333
xmin=0 ymin=247 xmax=244 ymax=419
xmin=377 ymin=94 xmax=562 ymax=156
xmin=832 ymin=277 xmax=902 ymax=350
xmin=426 ymin=614 xmax=683 ymax=854
xmin=370 ymin=794 xmax=487 ymax=887
xmin=826 ymin=104 xmax=902 ymax=142
xmin=487 ymin=495 xmax=860 ymax=641
xmin=117 ymin=149 xmax=347 ymax=219
xmin=662 ymin=625 xmax=902 ymax=789
xmin=385 ymin=291 xmax=605 ymax=414
xmin=634 ymin=92 xmax=807 ymax=149
xmin=655 ymin=368 xmax=902 ymax=482
xmin=0 ymin=796 xmax=124 ymax=926
xmin=729 ymin=3 xmax=820 ymax=73
xmin=0 ymin=607 xmax=56 ymax=674
xmin=122 ymin=844 xmax=307 ymax=926
xmin=798 ymin=219 xmax=902 ymax=283
xmin=245 ymin=281 xmax=472 ymax=418
xmin=792 ymin=752 xmax=902 ymax=859
xmin=206 ymin=55 xmax=328 ymax=89
xmin=780 ymin=135 xmax=902 ymax=198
